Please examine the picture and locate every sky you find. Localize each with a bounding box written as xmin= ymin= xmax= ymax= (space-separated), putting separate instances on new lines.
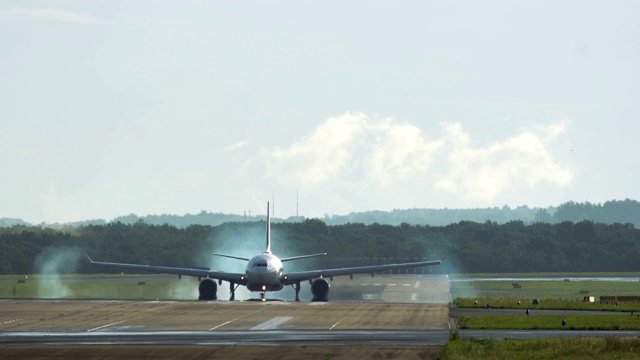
xmin=1 ymin=1 xmax=639 ymax=224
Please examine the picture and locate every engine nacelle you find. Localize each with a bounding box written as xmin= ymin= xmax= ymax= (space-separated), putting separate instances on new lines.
xmin=310 ymin=277 xmax=330 ymax=302
xmin=198 ymin=278 xmax=217 ymax=300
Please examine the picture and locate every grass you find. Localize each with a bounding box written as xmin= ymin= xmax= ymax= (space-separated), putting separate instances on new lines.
xmin=0 ymin=277 xmax=198 ymax=300
xmin=452 ymin=276 xmax=640 ymax=310
xmin=440 ymin=337 xmax=640 ymax=360
xmin=450 ymin=272 xmax=640 ymax=278
xmin=452 ymin=279 xmax=640 ymax=298
xmin=0 ymin=273 xmax=166 ymax=280
xmin=459 ymin=314 xmax=640 ymax=330
xmin=454 ymin=297 xmax=640 ymax=312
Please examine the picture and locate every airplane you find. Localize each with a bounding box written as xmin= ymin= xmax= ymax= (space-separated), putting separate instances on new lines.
xmin=86 ymin=202 xmax=447 ymax=302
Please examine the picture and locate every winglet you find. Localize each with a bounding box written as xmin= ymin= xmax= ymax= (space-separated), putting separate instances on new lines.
xmin=440 ymin=252 xmax=448 ymax=262
xmin=84 ymin=253 xmax=94 ymax=263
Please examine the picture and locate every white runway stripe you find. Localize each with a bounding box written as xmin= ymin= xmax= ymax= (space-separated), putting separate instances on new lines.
xmin=87 ymin=320 xmax=126 ymax=332
xmin=1 ymin=318 xmax=21 ymax=325
xmin=250 ymin=316 xmax=293 ymax=330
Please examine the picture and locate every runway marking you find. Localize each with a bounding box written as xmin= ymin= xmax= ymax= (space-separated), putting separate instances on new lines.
xmin=250 ymin=316 xmax=293 ymax=330
xmin=209 ymin=320 xmax=233 ymax=330
xmin=329 ymin=303 xmax=366 ymax=331
xmin=1 ymin=318 xmax=22 ymax=325
xmin=388 ymin=284 xmax=396 ymax=286
xmin=87 ymin=320 xmax=126 ymax=332
xmin=373 ymin=283 xmax=382 ymax=286
xmin=208 ymin=306 xmax=270 ymax=331
xmin=415 ymin=281 xmax=420 ymax=288
xmin=402 ymin=284 xmax=411 ymax=287
xmin=411 ymin=293 xmax=417 ymax=301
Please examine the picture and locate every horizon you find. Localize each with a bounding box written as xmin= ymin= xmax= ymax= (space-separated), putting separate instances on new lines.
xmin=4 ymin=198 xmax=635 ymax=226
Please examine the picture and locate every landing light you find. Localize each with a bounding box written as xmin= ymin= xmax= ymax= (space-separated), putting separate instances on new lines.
xmin=262 ymin=285 xmax=266 ymax=291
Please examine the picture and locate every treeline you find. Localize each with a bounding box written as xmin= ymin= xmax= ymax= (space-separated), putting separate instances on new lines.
xmin=325 ymin=199 xmax=640 ymax=226
xmin=4 ymin=199 xmax=640 ymax=229
xmin=1 ymin=218 xmax=639 ymax=275
xmin=551 ymin=199 xmax=640 ymax=225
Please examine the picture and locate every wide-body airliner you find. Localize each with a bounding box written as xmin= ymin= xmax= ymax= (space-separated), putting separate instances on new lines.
xmin=87 ymin=203 xmax=446 ymax=301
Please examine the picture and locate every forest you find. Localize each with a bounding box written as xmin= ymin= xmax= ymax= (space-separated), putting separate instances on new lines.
xmin=3 ymin=199 xmax=639 ymax=229
xmin=0 ymin=216 xmax=638 ymax=275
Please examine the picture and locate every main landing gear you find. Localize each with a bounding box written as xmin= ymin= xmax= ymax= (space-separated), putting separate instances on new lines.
xmin=229 ymin=282 xmax=240 ymax=301
xmin=290 ymin=281 xmax=301 ymax=302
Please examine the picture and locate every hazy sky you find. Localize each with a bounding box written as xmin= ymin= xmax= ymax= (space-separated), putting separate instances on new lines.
xmin=1 ymin=1 xmax=639 ymax=223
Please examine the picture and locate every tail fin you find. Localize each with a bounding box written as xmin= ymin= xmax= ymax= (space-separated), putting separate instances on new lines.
xmin=265 ymin=201 xmax=272 ymax=254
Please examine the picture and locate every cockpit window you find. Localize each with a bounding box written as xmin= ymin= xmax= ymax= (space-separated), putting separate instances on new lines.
xmin=256 ymin=260 xmax=268 ymax=267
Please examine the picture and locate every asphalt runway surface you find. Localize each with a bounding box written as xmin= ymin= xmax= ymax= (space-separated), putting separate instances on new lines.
xmin=0 ymin=275 xmax=451 ymax=339
xmin=1 ymin=275 xmax=451 ymax=359
xmin=3 ymin=329 xmax=640 ymax=347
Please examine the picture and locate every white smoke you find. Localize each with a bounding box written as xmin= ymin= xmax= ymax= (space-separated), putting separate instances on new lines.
xmin=34 ymin=247 xmax=82 ymax=298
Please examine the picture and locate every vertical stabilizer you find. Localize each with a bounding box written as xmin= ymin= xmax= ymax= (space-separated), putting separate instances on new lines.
xmin=265 ymin=201 xmax=272 ymax=254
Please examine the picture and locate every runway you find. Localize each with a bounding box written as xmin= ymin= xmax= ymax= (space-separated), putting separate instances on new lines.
xmin=0 ymin=330 xmax=450 ymax=346
xmin=0 ymin=275 xmax=451 ymax=359
xmin=0 ymin=300 xmax=448 ymax=332
xmin=0 ymin=274 xmax=450 ymax=331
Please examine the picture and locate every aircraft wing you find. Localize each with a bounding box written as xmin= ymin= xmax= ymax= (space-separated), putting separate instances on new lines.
xmin=85 ymin=254 xmax=248 ymax=285
xmin=281 ymin=254 xmax=447 ymax=285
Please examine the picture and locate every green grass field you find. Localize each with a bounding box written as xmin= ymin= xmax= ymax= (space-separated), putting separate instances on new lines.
xmin=459 ymin=314 xmax=640 ymax=330
xmin=440 ymin=336 xmax=640 ymax=360
xmin=452 ymin=279 xmax=640 ymax=300
xmin=452 ymin=274 xmax=640 ymax=334
xmin=0 ymin=276 xmax=199 ymax=300
xmin=0 ymin=273 xmax=170 ymax=281
xmin=454 ymin=298 xmax=640 ymax=312
xmin=450 ymin=272 xmax=640 ymax=278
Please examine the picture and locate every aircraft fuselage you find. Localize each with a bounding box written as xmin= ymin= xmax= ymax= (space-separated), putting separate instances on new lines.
xmin=245 ymin=253 xmax=284 ymax=292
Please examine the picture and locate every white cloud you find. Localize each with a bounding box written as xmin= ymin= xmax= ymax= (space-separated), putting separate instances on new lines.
xmin=260 ymin=114 xmax=573 ymax=209
xmin=0 ymin=8 xmax=105 ymax=25
xmin=436 ymin=122 xmax=574 ymax=202
xmin=224 ymin=140 xmax=250 ymax=152
xmin=367 ymin=119 xmax=444 ymax=187
xmin=263 ymin=113 xmax=443 ymax=192
xmin=264 ymin=113 xmax=367 ymax=186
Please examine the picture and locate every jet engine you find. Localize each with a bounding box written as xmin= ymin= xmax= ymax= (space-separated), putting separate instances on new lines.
xmin=310 ymin=277 xmax=330 ymax=302
xmin=198 ymin=278 xmax=217 ymax=300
